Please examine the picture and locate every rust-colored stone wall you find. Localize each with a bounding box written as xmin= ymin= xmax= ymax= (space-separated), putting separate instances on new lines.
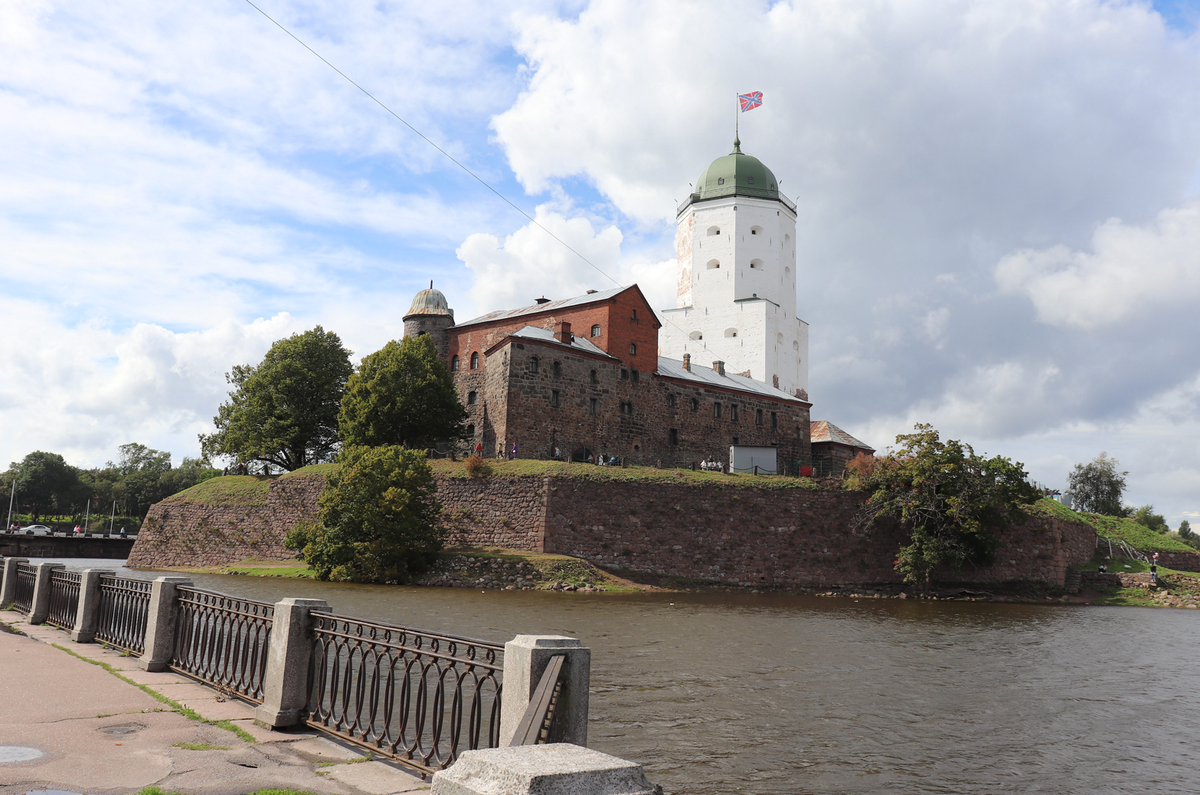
xmin=129 ymin=471 xmax=1097 ymax=589
xmin=1149 ymin=550 xmax=1200 ymax=572
xmin=127 ymin=474 xmax=326 ymax=569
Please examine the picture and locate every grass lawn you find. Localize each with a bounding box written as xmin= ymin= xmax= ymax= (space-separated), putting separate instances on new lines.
xmin=429 ymin=457 xmax=825 ymax=490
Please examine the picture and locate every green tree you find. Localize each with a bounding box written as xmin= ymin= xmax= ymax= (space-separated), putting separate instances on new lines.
xmin=12 ymin=451 xmax=85 ymax=521
xmin=1131 ymin=504 xmax=1169 ymax=534
xmin=285 ymin=445 xmax=444 ymax=583
xmin=338 ymin=335 xmax=467 ymax=449
xmin=1180 ymin=520 xmax=1193 ymax=540
xmin=850 ymin=424 xmax=1040 ymax=591
xmin=1067 ymin=453 xmax=1127 ymax=516
xmin=200 ymin=327 xmax=353 ymax=471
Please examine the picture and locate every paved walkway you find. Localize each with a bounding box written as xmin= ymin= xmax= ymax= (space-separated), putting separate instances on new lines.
xmin=0 ymin=609 xmax=429 ymax=795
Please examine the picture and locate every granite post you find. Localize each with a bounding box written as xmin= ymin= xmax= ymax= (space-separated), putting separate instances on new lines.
xmin=255 ymin=597 xmax=330 ymax=729
xmin=71 ymin=569 xmax=115 ymax=643
xmin=0 ymin=557 xmax=28 ymax=606
xmin=28 ymin=562 xmax=65 ymax=624
xmin=499 ymin=635 xmax=591 ymax=748
xmin=138 ymin=576 xmax=192 ymax=672
xmin=430 ymin=744 xmax=655 ymax=795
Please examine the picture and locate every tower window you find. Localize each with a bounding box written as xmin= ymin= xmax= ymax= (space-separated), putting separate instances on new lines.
xmin=750 ymin=259 xmax=764 ymax=270
xmin=724 ymin=328 xmax=738 ymax=338
xmin=689 ymin=331 xmax=703 ymax=340
xmin=551 ymin=390 xmax=560 ymax=407
xmin=621 ymin=369 xmax=629 ymax=381
xmin=632 ymin=309 xmax=638 ymax=320
xmin=632 ymin=369 xmax=640 ymax=383
xmin=717 ymin=177 xmax=725 ymax=185
xmin=707 ymin=226 xmax=720 ymax=236
xmin=730 ymin=405 xmax=739 ymax=422
xmin=756 ymin=408 xmax=763 ymax=426
xmin=772 ymin=412 xmax=779 ymax=430
xmin=470 ymin=352 xmax=479 ymax=369
xmin=590 ymin=398 xmax=598 ymax=415
xmin=467 ymin=424 xmax=475 ymax=436
xmin=690 ymin=397 xmax=699 ymax=412
xmin=467 ymin=391 xmax=477 ymax=405
xmin=553 ymin=360 xmax=561 ymax=378
xmin=669 ymin=428 xmax=679 ymax=445
xmin=751 ymin=226 xmax=763 ymax=236
xmin=706 ymin=259 xmax=720 ymax=270
xmin=451 ymin=355 xmax=459 ymax=372
xmin=713 ymin=403 xmax=723 ymax=419
xmin=590 ymin=369 xmax=598 ymax=385
xmin=620 ymin=401 xmax=633 ymax=415
xmin=667 ymin=393 xmax=677 ymax=408
xmin=530 ymin=356 xmax=540 ymax=374
xmin=591 ymin=324 xmax=601 ymax=337
xmin=630 ymin=343 xmax=637 ymax=356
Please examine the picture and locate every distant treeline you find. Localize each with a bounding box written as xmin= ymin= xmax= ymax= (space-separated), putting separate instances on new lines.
xmin=2 ymin=443 xmax=219 ymax=523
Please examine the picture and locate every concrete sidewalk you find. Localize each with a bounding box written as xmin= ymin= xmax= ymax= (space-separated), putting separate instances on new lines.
xmin=0 ymin=609 xmax=429 ymax=795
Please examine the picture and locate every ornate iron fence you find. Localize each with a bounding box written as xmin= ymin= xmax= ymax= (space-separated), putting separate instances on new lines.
xmin=11 ymin=563 xmax=36 ymax=614
xmin=305 ymin=613 xmax=504 ymax=774
xmin=45 ymin=569 xmax=82 ymax=630
xmin=95 ymin=575 xmax=152 ymax=654
xmin=171 ymin=587 xmax=274 ymax=703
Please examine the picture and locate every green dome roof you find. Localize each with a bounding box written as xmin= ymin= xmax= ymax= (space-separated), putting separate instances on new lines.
xmin=694 ymin=137 xmax=779 ymax=202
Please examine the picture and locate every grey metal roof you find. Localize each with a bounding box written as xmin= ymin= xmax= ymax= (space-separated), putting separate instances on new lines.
xmin=510 ymin=326 xmax=617 ymax=359
xmin=656 ymin=357 xmax=804 ymax=403
xmin=456 ymin=285 xmax=631 ymax=328
xmin=810 ymin=421 xmax=874 ymax=451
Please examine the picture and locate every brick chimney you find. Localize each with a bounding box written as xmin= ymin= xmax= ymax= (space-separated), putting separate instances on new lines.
xmin=713 ymin=360 xmax=725 ymax=376
xmin=556 ymin=321 xmax=573 ymax=344
xmin=682 ymin=353 xmax=691 ymax=372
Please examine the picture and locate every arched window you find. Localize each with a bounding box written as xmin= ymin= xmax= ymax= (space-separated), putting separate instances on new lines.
xmin=689 ymin=331 xmax=703 ymax=340
xmin=467 ymin=391 xmax=477 ymax=405
xmin=590 ymin=369 xmax=598 ymax=385
xmin=724 ymin=328 xmax=738 ymax=338
xmin=591 ymin=324 xmax=601 ymax=337
xmin=470 ymin=352 xmax=479 ymax=369
xmin=717 ymin=177 xmax=725 ymax=185
xmin=706 ymin=259 xmax=720 ymax=270
xmin=751 ymin=226 xmax=763 ymax=236
xmin=707 ymin=226 xmax=720 ymax=236
xmin=450 ymin=354 xmax=459 ymax=372
xmin=750 ymin=259 xmax=764 ymax=270
xmin=553 ymin=361 xmax=561 ymax=378
xmin=467 ymin=423 xmax=475 ymax=436
xmin=530 ymin=356 xmax=540 ymax=373
xmin=629 ymin=343 xmax=637 ymax=355
xmin=690 ymin=397 xmax=699 ymax=412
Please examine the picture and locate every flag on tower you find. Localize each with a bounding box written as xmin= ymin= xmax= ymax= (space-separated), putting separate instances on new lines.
xmin=738 ymin=91 xmax=763 ymax=112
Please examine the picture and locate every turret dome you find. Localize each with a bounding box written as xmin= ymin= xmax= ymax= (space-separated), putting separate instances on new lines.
xmin=693 ymin=138 xmax=780 ymax=202
xmin=406 ymin=285 xmax=453 ymax=319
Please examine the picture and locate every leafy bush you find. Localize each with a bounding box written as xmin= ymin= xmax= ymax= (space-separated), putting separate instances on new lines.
xmin=285 ymin=445 xmax=444 ymax=583
xmin=463 ymin=455 xmax=492 ymax=478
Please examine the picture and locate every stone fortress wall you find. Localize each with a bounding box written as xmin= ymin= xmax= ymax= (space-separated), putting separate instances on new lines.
xmin=130 ymin=473 xmax=1098 ymax=588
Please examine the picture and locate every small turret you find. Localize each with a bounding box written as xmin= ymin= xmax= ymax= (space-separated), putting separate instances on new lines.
xmin=403 ymin=281 xmax=455 ymax=360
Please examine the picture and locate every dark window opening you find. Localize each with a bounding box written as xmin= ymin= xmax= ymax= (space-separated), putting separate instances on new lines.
xmin=713 ymin=403 xmax=723 ymax=419
xmin=619 ymin=401 xmax=634 ymax=415
xmin=621 ymin=369 xmax=629 ymax=380
xmin=730 ymin=405 xmax=738 ymax=422
xmin=551 ymin=390 xmax=560 ymax=408
xmin=632 ymin=309 xmax=638 ymax=320
xmin=591 ymin=324 xmax=601 ymax=337
xmin=669 ymin=428 xmax=678 ymax=445
xmin=732 ymin=436 xmax=739 ymax=445
xmin=690 ymin=397 xmax=699 ymax=412
xmin=467 ymin=424 xmax=475 ymax=436
xmin=530 ymin=357 xmax=540 ymax=374
xmin=451 ymin=355 xmax=459 ymax=372
xmin=467 ymin=391 xmax=477 ymax=405
xmin=667 ymin=393 xmax=677 ymax=408
xmin=470 ymin=352 xmax=479 ymax=369
xmin=632 ymin=369 xmax=639 ymax=383
xmin=630 ymin=343 xmax=637 ymax=356
xmin=553 ymin=361 xmax=561 ymax=378
xmin=590 ymin=370 xmax=598 ymax=385
xmin=756 ymin=408 xmax=763 ymax=426
xmin=589 ymin=398 xmax=598 ymax=415
xmin=772 ymin=412 xmax=779 ymax=430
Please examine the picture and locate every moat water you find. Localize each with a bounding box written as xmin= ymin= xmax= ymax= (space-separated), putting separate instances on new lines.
xmin=39 ymin=559 xmax=1200 ymax=794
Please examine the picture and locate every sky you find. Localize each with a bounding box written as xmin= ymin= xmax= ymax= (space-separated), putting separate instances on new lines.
xmin=3 ymin=0 xmax=1200 ymax=523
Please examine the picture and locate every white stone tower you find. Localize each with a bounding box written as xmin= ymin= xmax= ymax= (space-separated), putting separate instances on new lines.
xmin=659 ymin=138 xmax=809 ymax=396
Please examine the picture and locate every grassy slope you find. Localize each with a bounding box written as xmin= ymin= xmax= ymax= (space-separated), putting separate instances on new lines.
xmin=1031 ymin=497 xmax=1194 ymax=553
xmin=429 ymin=458 xmax=824 ymax=490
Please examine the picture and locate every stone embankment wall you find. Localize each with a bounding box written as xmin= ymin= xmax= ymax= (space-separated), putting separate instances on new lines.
xmin=128 ymin=473 xmax=326 ymax=568
xmin=130 ymin=472 xmax=1097 ymax=588
xmin=1150 ymin=550 xmax=1200 ymax=572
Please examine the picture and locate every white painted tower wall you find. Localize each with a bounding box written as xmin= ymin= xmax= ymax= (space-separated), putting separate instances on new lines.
xmin=659 ymin=195 xmax=809 ymax=395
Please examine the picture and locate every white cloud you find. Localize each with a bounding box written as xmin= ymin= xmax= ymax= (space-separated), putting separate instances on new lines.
xmin=995 ymin=200 xmax=1200 ymax=329
xmin=455 ymin=204 xmax=674 ymax=320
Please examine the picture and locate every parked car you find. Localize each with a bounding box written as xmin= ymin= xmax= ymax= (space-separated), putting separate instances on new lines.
xmin=23 ymin=525 xmax=53 ymax=536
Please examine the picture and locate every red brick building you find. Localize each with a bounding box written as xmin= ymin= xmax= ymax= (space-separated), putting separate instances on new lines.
xmin=403 ymin=284 xmax=814 ymax=471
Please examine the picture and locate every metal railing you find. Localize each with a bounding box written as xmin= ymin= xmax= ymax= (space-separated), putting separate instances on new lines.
xmin=95 ymin=575 xmax=152 ymax=654
xmin=11 ymin=563 xmax=35 ymax=614
xmin=509 ymin=654 xmax=565 ymax=746
xmin=305 ymin=613 xmax=504 ymax=774
xmin=172 ymin=587 xmax=274 ymax=703
xmin=1097 ymin=534 xmax=1150 ymax=564
xmin=45 ymin=569 xmax=81 ymax=630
